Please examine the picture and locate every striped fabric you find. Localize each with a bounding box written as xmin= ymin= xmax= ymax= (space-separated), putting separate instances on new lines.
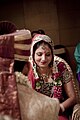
xmin=14 ymin=29 xmax=32 ymax=61
xmin=72 ymin=104 xmax=80 ymax=120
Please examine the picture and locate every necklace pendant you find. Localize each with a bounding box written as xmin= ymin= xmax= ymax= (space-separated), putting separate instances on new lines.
xmin=42 ymin=74 xmax=48 ymax=82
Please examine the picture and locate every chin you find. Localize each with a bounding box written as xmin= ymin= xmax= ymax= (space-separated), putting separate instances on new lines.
xmin=39 ymin=65 xmax=48 ymax=68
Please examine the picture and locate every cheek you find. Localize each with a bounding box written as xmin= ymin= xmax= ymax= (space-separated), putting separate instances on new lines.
xmin=34 ymin=54 xmax=41 ymax=62
xmin=48 ymin=55 xmax=52 ymax=62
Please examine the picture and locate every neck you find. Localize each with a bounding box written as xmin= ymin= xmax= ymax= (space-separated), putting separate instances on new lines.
xmin=37 ymin=67 xmax=51 ymax=82
xmin=37 ymin=66 xmax=50 ymax=75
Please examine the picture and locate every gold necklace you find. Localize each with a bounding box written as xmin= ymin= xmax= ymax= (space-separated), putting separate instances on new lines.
xmin=38 ymin=67 xmax=51 ymax=82
xmin=39 ymin=73 xmax=50 ymax=82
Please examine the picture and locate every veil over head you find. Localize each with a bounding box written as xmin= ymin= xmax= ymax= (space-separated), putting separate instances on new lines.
xmin=29 ymin=34 xmax=55 ymax=81
xmin=30 ymin=34 xmax=54 ymax=57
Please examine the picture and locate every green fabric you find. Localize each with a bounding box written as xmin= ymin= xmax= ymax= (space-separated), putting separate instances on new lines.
xmin=74 ymin=43 xmax=80 ymax=73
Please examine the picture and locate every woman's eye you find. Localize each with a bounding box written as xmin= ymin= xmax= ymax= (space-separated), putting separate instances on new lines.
xmin=36 ymin=52 xmax=42 ymax=56
xmin=46 ymin=53 xmax=51 ymax=56
xmin=36 ymin=52 xmax=51 ymax=56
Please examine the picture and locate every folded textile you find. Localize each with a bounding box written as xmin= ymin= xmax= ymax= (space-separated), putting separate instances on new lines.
xmin=17 ymin=83 xmax=60 ymax=120
xmin=0 ymin=35 xmax=21 ymax=120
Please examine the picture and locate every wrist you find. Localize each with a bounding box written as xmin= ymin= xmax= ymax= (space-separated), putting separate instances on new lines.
xmin=60 ymin=104 xmax=65 ymax=112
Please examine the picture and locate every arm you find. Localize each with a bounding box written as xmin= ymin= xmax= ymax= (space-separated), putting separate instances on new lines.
xmin=54 ymin=56 xmax=76 ymax=111
xmin=54 ymin=55 xmax=76 ymax=112
xmin=61 ymin=80 xmax=76 ymax=111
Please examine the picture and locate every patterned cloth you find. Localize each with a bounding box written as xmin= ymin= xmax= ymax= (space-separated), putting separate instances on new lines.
xmin=14 ymin=29 xmax=32 ymax=61
xmin=0 ymin=35 xmax=21 ymax=120
xmin=72 ymin=104 xmax=80 ymax=120
xmin=28 ymin=55 xmax=71 ymax=102
xmin=17 ymin=84 xmax=60 ymax=120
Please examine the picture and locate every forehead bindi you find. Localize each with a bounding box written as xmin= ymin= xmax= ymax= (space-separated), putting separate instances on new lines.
xmin=35 ymin=44 xmax=51 ymax=54
xmin=39 ymin=43 xmax=50 ymax=51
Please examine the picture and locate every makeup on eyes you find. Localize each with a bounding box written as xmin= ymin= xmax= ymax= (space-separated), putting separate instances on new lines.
xmin=36 ymin=52 xmax=51 ymax=57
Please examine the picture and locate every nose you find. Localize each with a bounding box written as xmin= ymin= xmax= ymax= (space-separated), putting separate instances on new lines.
xmin=42 ymin=54 xmax=46 ymax=61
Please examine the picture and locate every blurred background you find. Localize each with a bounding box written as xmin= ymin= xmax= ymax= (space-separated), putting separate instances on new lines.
xmin=0 ymin=0 xmax=80 ymax=73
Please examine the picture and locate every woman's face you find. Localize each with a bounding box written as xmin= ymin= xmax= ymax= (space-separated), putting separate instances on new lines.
xmin=34 ymin=43 xmax=52 ymax=68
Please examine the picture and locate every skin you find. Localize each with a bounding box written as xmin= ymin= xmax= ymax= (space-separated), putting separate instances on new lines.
xmin=62 ymin=81 xmax=76 ymax=110
xmin=34 ymin=43 xmax=52 ymax=74
xmin=22 ymin=62 xmax=30 ymax=75
xmin=9 ymin=61 xmax=14 ymax=73
xmin=34 ymin=43 xmax=76 ymax=112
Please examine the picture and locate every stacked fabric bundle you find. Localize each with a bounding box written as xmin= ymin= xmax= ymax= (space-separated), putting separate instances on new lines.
xmin=0 ymin=35 xmax=21 ymax=120
xmin=14 ymin=29 xmax=31 ymax=74
xmin=0 ymin=21 xmax=21 ymax=120
xmin=14 ymin=29 xmax=32 ymax=62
